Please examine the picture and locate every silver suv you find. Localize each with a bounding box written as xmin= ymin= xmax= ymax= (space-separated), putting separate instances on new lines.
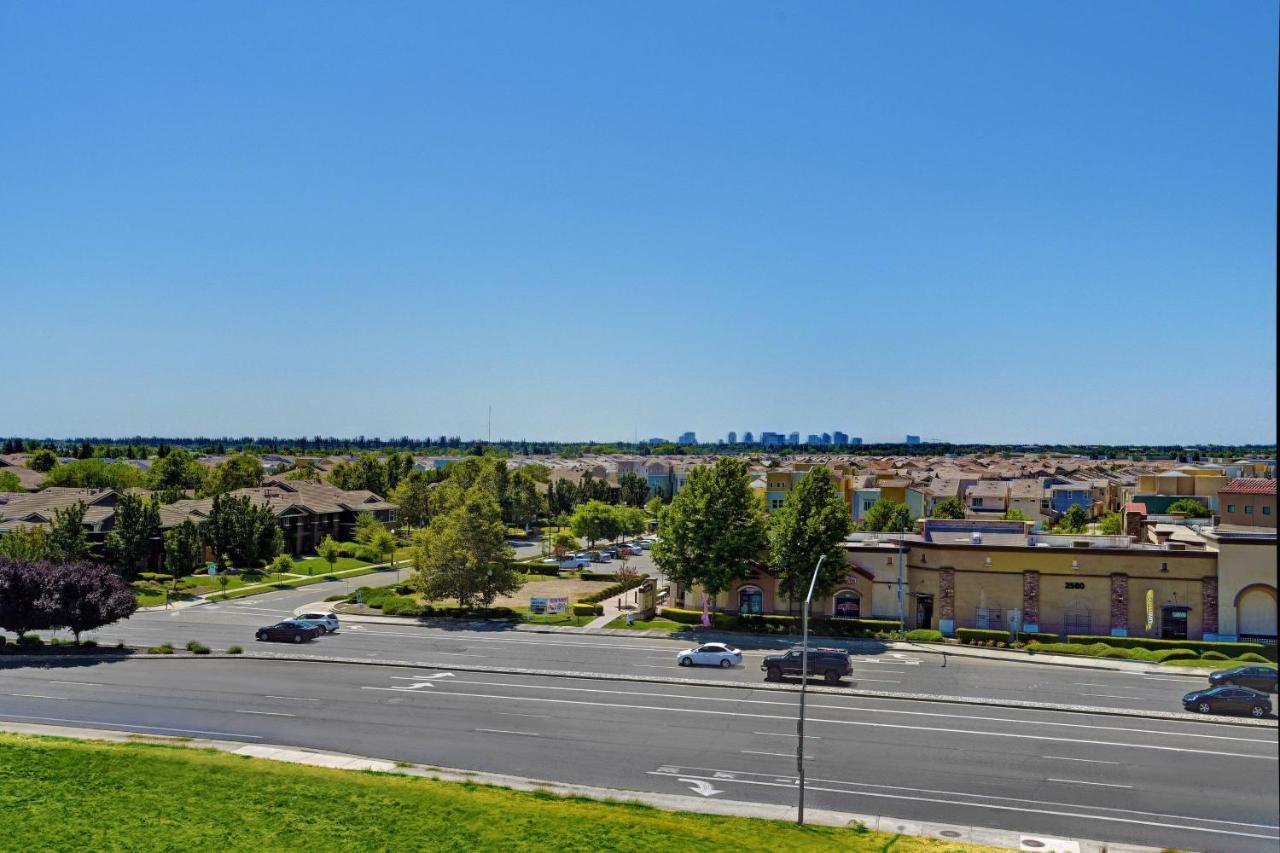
xmin=293 ymin=611 xmax=340 ymax=633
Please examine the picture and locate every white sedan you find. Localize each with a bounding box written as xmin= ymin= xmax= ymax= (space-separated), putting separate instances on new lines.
xmin=676 ymin=643 xmax=743 ymax=668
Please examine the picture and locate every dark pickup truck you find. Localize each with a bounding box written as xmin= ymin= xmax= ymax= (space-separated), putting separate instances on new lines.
xmin=762 ymin=647 xmax=853 ymax=684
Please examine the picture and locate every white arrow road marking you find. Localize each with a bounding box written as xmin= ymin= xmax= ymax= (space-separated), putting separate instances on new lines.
xmin=346 ymin=625 xmax=366 ymax=631
xmin=360 ymin=673 xmax=457 ymax=691
xmin=678 ymin=778 xmax=723 ymax=797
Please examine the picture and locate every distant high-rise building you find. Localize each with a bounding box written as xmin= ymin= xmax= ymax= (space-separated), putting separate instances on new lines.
xmin=833 ymin=431 xmax=849 ymax=445
xmin=761 ymin=431 xmax=784 ymax=447
xmin=905 ymin=435 xmax=921 ymax=445
xmin=806 ymin=434 xmax=823 ymax=445
xmin=645 ymin=437 xmax=666 ymax=446
xmin=743 ymin=431 xmax=754 ymax=444
xmin=788 ymin=432 xmax=800 ymax=445
xmin=727 ymin=431 xmax=737 ymax=444
xmin=849 ymin=437 xmax=863 ymax=445
xmin=821 ymin=432 xmax=832 ymax=445
xmin=678 ymin=431 xmax=697 ymax=445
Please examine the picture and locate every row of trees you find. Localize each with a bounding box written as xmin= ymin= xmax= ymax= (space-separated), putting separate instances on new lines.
xmin=22 ymin=448 xmax=267 ymax=502
xmin=652 ymin=458 xmax=855 ymax=615
xmin=0 ymin=558 xmax=136 ymax=642
xmin=566 ymin=501 xmax=648 ymax=548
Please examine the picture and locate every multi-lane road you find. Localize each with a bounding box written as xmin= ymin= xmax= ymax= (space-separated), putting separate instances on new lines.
xmin=3 ymin=561 xmax=1278 ymax=850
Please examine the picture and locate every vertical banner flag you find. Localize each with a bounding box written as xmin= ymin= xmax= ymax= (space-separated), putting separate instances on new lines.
xmin=701 ymin=592 xmax=711 ymax=627
xmin=1145 ymin=589 xmax=1155 ymax=631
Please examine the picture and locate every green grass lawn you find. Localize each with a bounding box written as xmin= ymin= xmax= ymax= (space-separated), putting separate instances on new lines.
xmin=510 ymin=606 xmax=582 ymax=627
xmin=605 ymin=615 xmax=685 ymax=632
xmin=0 ymin=733 xmax=993 ymax=852
xmin=288 ymin=555 xmax=371 ymax=576
xmin=207 ymin=565 xmax=383 ymax=601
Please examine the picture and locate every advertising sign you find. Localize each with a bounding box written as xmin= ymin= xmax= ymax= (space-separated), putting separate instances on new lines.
xmin=1145 ymin=589 xmax=1155 ymax=631
xmin=547 ymin=597 xmax=568 ymax=615
xmin=529 ymin=597 xmax=549 ymax=615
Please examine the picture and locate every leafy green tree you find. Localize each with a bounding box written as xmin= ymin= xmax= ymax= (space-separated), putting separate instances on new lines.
xmin=353 ymin=511 xmax=381 ymax=545
xmin=391 ymin=470 xmax=435 ymax=528
xmin=44 ymin=459 xmax=144 ymax=491
xmin=506 ymin=468 xmax=544 ymax=528
xmin=146 ymin=449 xmax=207 ymax=495
xmin=369 ymin=527 xmax=398 ymax=567
xmin=202 ymin=494 xmax=282 ymax=568
xmin=326 ymin=460 xmax=364 ymax=491
xmin=652 ymin=457 xmax=766 ymax=605
xmin=550 ymin=529 xmax=578 ymax=557
xmin=570 ymin=500 xmax=618 ymax=547
xmin=930 ymin=497 xmax=965 ymax=519
xmin=645 ymin=496 xmax=664 ymax=516
xmin=548 ymin=479 xmax=578 ymax=515
xmin=1002 ymin=508 xmax=1030 ymax=521
xmin=0 ymin=524 xmax=48 ymax=560
xmin=615 ymin=505 xmax=648 ymax=540
xmin=0 ymin=470 xmax=23 ymax=492
xmin=619 ymin=472 xmax=649 ymax=508
xmin=47 ymin=560 xmax=137 ymax=643
xmin=205 ymin=453 xmax=264 ymax=495
xmin=1098 ymin=512 xmax=1124 ymax=535
xmin=862 ymin=499 xmax=912 ymax=533
xmin=411 ymin=486 xmax=518 ymax=607
xmin=1167 ymin=498 xmax=1211 ymax=519
xmin=767 ymin=467 xmax=854 ymax=613
xmin=1055 ymin=504 xmax=1091 ymax=533
xmin=105 ymin=493 xmax=160 ymax=580
xmin=163 ymin=519 xmax=204 ymax=588
xmin=27 ymin=449 xmax=58 ymax=472
xmin=46 ymin=501 xmax=90 ymax=563
xmin=284 ymin=459 xmax=320 ymax=480
xmin=315 ymin=535 xmax=340 ymax=576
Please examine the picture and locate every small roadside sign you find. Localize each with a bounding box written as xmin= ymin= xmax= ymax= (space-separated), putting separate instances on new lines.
xmin=207 ymin=562 xmax=218 ymax=576
xmin=529 ymin=596 xmax=549 ymax=615
xmin=548 ymin=597 xmax=568 ymax=615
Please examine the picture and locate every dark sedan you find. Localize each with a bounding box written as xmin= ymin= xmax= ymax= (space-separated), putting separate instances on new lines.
xmin=1208 ymin=665 xmax=1278 ymax=693
xmin=255 ymin=620 xmax=322 ymax=643
xmin=1183 ymin=685 xmax=1272 ymax=718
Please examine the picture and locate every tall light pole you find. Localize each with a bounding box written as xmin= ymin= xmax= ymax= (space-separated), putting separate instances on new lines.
xmin=796 ymin=552 xmax=826 ymax=825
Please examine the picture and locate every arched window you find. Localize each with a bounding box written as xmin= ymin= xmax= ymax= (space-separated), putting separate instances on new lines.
xmin=833 ymin=590 xmax=861 ymax=618
xmin=738 ymin=586 xmax=763 ymax=615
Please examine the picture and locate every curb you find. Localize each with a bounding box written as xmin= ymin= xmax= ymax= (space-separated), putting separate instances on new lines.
xmin=4 ymin=649 xmax=1272 ymax=728
xmin=0 ymin=720 xmax=1165 ymax=853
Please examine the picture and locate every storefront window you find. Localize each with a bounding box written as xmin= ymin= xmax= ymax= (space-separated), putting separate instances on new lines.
xmin=738 ymin=587 xmax=763 ymax=614
xmin=833 ymin=590 xmax=861 ymax=618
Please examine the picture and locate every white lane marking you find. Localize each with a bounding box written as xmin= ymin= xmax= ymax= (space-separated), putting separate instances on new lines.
xmin=8 ymin=693 xmax=66 ymax=700
xmin=741 ymin=750 xmax=794 ymax=758
xmin=474 ymin=728 xmax=539 ymax=737
xmin=49 ymin=681 xmax=101 ymax=687
xmin=1144 ymin=676 xmax=1204 ymax=682
xmin=263 ymin=696 xmax=319 ymax=702
xmin=753 ymin=731 xmax=820 ymax=739
xmin=1080 ymin=693 xmax=1137 ymax=700
xmin=1047 ymin=778 xmax=1133 ymax=789
xmin=428 ymin=652 xmax=485 ymax=657
xmin=636 ymin=664 xmax=672 ymax=669
xmin=679 ymin=778 xmax=722 ymax=797
xmin=850 ymin=678 xmax=901 ymax=684
xmin=1072 ymin=683 xmax=1116 ymax=687
xmin=417 ymin=688 xmax=1277 ymax=760
xmin=497 ymin=712 xmax=550 ymax=719
xmin=1042 ymin=756 xmax=1120 ymax=765
xmin=649 ymin=770 xmax=1277 ymax=840
xmin=0 ymin=713 xmax=264 ymax=739
xmin=390 ymin=674 xmax=455 ymax=681
xmin=436 ymin=677 xmax=1275 ymax=745
xmin=234 ymin=710 xmax=296 ymax=717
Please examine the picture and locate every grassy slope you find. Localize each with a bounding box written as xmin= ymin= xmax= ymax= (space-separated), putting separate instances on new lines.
xmin=0 ymin=733 xmax=991 ymax=853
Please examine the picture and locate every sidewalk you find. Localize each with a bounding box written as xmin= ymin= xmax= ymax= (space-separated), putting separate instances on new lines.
xmin=138 ymin=562 xmax=399 ymax=612
xmin=0 ymin=719 xmax=1165 ymax=853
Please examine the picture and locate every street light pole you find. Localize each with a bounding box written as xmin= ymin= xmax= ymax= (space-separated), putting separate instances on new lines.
xmin=797 ymin=552 xmax=827 ymax=826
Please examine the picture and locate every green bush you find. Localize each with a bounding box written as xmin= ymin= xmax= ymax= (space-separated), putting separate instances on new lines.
xmin=1200 ymin=651 xmax=1229 ymax=661
xmin=380 ymin=597 xmax=426 ymax=617
xmin=1065 ymin=635 xmax=1270 ymax=659
xmin=137 ymin=572 xmax=173 ymax=582
xmin=656 ymin=608 xmax=899 ymax=638
xmin=573 ymin=602 xmax=603 ymax=617
xmin=659 ymin=607 xmax=704 ymax=625
xmin=184 ymin=641 xmax=210 ymax=654
xmin=1017 ymin=631 xmax=1060 ymax=643
xmin=16 ymin=635 xmax=45 ymax=648
xmin=324 ymin=594 xmax=346 ymax=602
xmin=956 ymin=628 xmax=1012 ymax=645
xmin=1235 ymin=652 xmax=1272 ymax=663
xmin=146 ymin=643 xmax=174 ymax=655
xmin=579 ymin=576 xmax=648 ymax=605
xmin=226 ymin=645 xmax=243 ymax=655
xmin=904 ymin=629 xmax=943 ymax=642
xmin=1154 ymin=648 xmax=1198 ymax=662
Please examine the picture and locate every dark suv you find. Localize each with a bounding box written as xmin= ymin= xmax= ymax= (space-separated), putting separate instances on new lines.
xmin=762 ymin=647 xmax=853 ymax=684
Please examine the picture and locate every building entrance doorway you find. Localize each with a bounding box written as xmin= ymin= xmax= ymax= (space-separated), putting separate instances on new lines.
xmin=1161 ymin=605 xmax=1190 ymax=640
xmin=916 ymin=594 xmax=934 ymax=630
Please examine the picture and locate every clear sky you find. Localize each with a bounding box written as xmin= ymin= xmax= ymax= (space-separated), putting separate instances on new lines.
xmin=2 ymin=2 xmax=1275 ymax=444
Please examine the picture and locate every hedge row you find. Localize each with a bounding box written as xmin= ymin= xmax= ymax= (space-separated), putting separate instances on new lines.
xmin=657 ymin=608 xmax=901 ymax=637
xmin=904 ymin=629 xmax=943 ymax=642
xmin=1066 ymin=635 xmax=1272 ymax=659
xmin=572 ymin=602 xmax=603 ymax=617
xmin=1024 ymin=641 xmax=1275 ymax=664
xmin=579 ymin=576 xmax=647 ymax=605
xmin=957 ymin=628 xmax=1060 ymax=644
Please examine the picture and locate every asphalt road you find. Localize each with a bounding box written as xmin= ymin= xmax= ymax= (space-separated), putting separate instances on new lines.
xmin=56 ymin=592 xmax=1234 ymax=717
xmin=0 ymin=657 xmax=1275 ymax=851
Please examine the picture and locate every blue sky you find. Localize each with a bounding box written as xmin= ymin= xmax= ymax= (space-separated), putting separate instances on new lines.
xmin=2 ymin=2 xmax=1275 ymax=444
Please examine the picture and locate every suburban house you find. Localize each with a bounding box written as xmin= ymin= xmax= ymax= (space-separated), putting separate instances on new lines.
xmin=1218 ymin=478 xmax=1276 ymax=528
xmin=1048 ymin=483 xmax=1093 ymax=517
xmin=0 ymin=487 xmax=119 ymax=540
xmin=965 ymin=480 xmax=1009 ymax=516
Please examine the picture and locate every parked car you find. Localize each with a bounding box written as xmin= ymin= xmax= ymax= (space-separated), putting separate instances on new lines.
xmin=762 ymin=647 xmax=852 ymax=684
xmin=1182 ymin=685 xmax=1272 ymax=718
xmin=540 ymin=557 xmax=559 ymax=564
xmin=601 ymin=549 xmax=618 ymax=560
xmin=1208 ymin=665 xmax=1278 ymax=693
xmin=635 ymin=540 xmax=652 ymax=550
xmin=255 ymin=620 xmax=322 ymax=643
xmin=676 ymin=643 xmax=743 ymax=668
xmin=615 ymin=545 xmax=636 ymax=557
xmin=591 ymin=551 xmax=609 ymax=563
xmin=559 ymin=556 xmax=591 ymax=570
xmin=293 ymin=611 xmax=340 ymax=634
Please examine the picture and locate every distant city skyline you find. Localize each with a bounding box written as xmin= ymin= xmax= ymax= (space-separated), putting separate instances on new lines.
xmin=1 ymin=4 xmax=1274 ymax=444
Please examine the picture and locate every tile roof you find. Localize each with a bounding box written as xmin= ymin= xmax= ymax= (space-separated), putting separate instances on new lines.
xmin=1220 ymin=478 xmax=1276 ymax=495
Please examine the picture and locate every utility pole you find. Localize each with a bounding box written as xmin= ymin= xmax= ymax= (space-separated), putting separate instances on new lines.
xmin=796 ymin=553 xmax=827 ymax=825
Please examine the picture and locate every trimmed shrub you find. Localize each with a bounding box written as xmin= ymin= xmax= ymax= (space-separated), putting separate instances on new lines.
xmin=1065 ymin=635 xmax=1270 ymax=659
xmin=146 ymin=643 xmax=174 ymax=655
xmin=1017 ymin=631 xmax=1060 ymax=643
xmin=226 ymin=645 xmax=243 ymax=655
xmin=655 ymin=608 xmax=900 ymax=638
xmin=904 ymin=628 xmax=943 ymax=642
xmin=956 ymin=628 xmax=1011 ymax=645
xmin=1153 ymin=648 xmax=1198 ymax=662
xmin=659 ymin=607 xmax=704 ymax=625
xmin=1200 ymin=651 xmax=1229 ymax=661
xmin=1236 ymin=652 xmax=1272 ymax=663
xmin=573 ymin=602 xmax=603 ymax=617
xmin=324 ymin=594 xmax=346 ymax=602
xmin=380 ymin=597 xmax=426 ymax=617
xmin=185 ymin=640 xmax=210 ymax=654
xmin=579 ymin=576 xmax=648 ymax=605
